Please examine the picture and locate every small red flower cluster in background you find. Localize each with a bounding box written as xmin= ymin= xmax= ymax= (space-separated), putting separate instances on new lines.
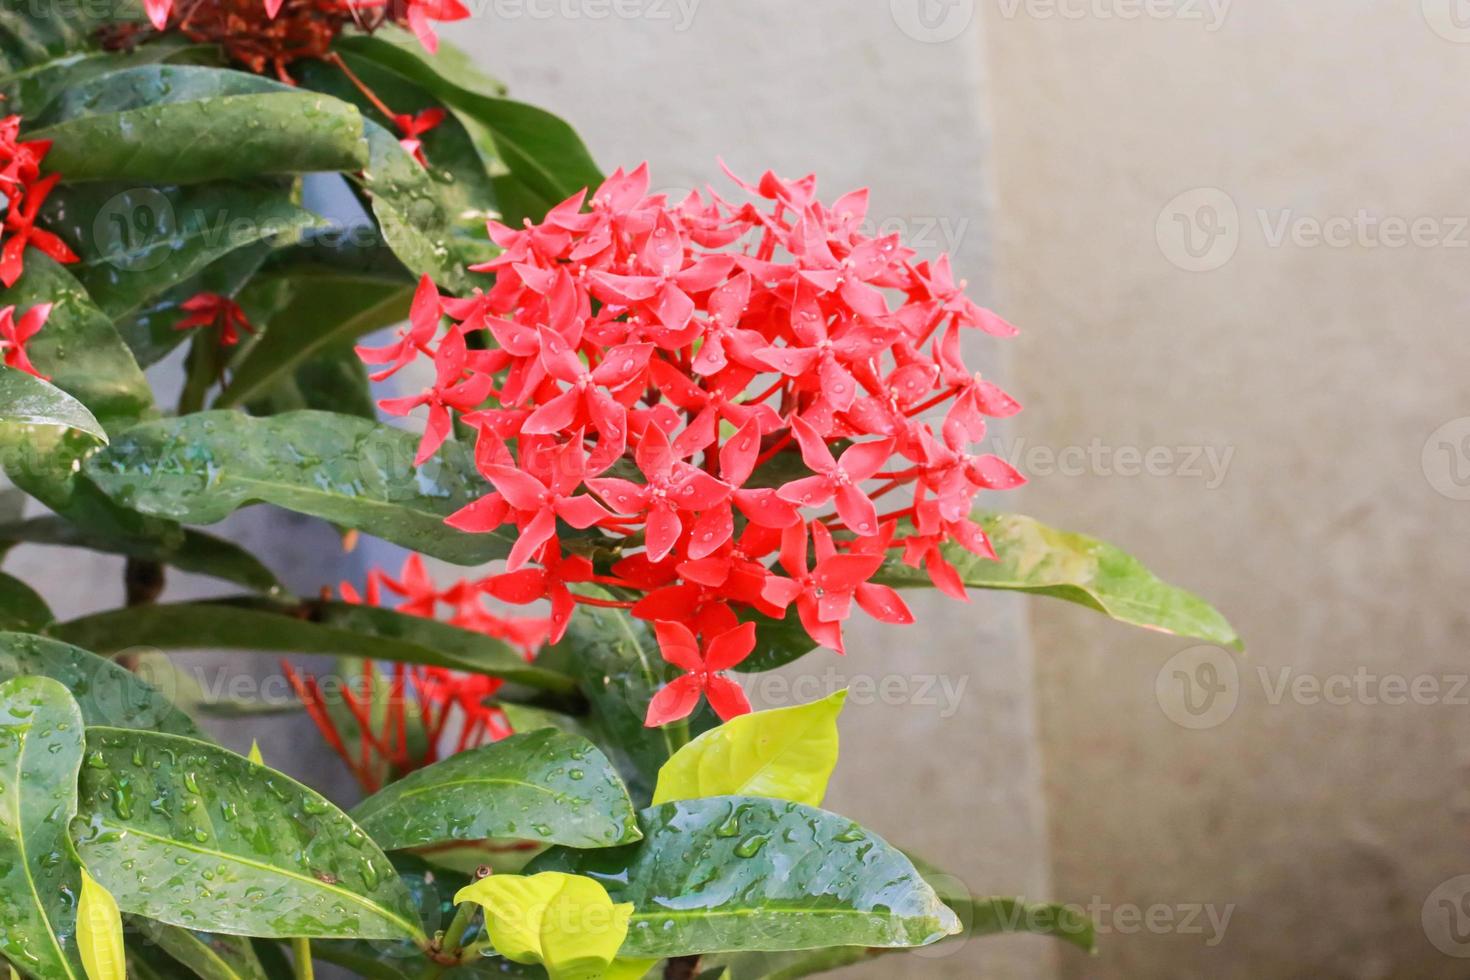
xmin=0 ymin=303 xmax=52 ymax=379
xmin=175 ymin=292 xmax=256 ymax=346
xmin=0 ymin=112 xmax=77 ymax=289
xmin=137 ymin=0 xmax=467 ymax=79
xmin=285 ymin=555 xmax=550 ymax=792
xmin=362 ymin=164 xmax=1027 ymax=728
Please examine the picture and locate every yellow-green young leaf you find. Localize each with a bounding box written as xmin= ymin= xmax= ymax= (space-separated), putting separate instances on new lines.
xmin=247 ymin=740 xmax=264 ymax=765
xmin=76 ymin=869 xmax=125 ymax=980
xmin=604 ymin=960 xmax=656 ymax=980
xmin=454 ymin=872 xmax=633 ymax=980
xmin=652 ymin=690 xmax=848 ymax=807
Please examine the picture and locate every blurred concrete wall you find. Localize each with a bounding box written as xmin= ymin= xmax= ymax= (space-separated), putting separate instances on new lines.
xmin=982 ymin=0 xmax=1470 ymax=976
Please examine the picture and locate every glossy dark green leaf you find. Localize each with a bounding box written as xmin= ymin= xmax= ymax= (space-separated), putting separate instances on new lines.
xmin=72 ymin=728 xmax=425 ymax=941
xmin=531 ymin=796 xmax=960 ymax=958
xmin=0 ymin=37 xmax=208 ymax=117
xmin=0 ymin=675 xmax=86 ymax=980
xmin=0 ymin=366 xmax=106 ymax=441
xmin=0 ymin=252 xmax=153 ymax=428
xmin=0 ymin=572 xmax=50 ymax=632
xmin=352 ymin=729 xmax=639 ymax=852
xmin=731 ymin=610 xmax=815 ymax=675
xmin=0 ymin=0 xmax=143 ymax=70
xmin=49 ymin=600 xmax=574 ymax=692
xmin=83 ymin=410 xmax=512 ymax=565
xmin=218 ymin=276 xmax=414 ymax=409
xmin=0 ymin=515 xmax=284 ymax=594
xmin=31 ymin=65 xmax=367 ymax=184
xmin=245 ymin=343 xmax=379 ymax=421
xmin=0 ymin=631 xmax=205 ymax=739
xmin=545 ymin=603 xmax=686 ymax=805
xmin=41 ymin=181 xmax=322 ymax=320
xmin=874 ymin=512 xmax=1242 ymax=651
xmin=334 ymin=35 xmax=601 ymax=210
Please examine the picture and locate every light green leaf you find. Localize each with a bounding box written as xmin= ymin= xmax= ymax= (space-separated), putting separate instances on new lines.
xmin=0 ymin=675 xmax=86 ymax=980
xmin=0 ymin=572 xmax=50 ymax=632
xmin=530 ymin=797 xmax=960 ymax=958
xmin=76 ymin=870 xmax=125 ymax=980
xmin=132 ymin=918 xmax=272 ymax=980
xmin=351 ymin=729 xmax=640 ymax=852
xmin=83 ymin=410 xmax=512 ymax=565
xmin=876 ymin=512 xmax=1242 ymax=651
xmin=72 ymin=728 xmax=425 ymax=942
xmin=454 ymin=872 xmax=633 ymax=980
xmin=652 ymin=691 xmax=846 ymax=808
xmin=0 ymin=367 xmax=106 ymax=441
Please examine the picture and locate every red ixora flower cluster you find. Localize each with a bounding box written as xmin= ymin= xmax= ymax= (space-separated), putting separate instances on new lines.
xmin=286 ymin=555 xmax=550 ymax=792
xmin=137 ymin=0 xmax=466 ymax=80
xmin=175 ymin=292 xmax=255 ymax=346
xmin=0 ymin=112 xmax=77 ymax=290
xmin=361 ymin=163 xmax=1026 ymax=728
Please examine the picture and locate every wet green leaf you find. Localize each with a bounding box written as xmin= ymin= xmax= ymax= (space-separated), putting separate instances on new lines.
xmin=83 ymin=410 xmax=513 ymax=565
xmin=72 ymin=728 xmax=425 ymax=941
xmin=0 ymin=572 xmax=51 ymax=632
xmin=352 ymin=729 xmax=640 ymax=852
xmin=530 ymin=797 xmax=960 ymax=958
xmin=0 ymin=367 xmax=106 ymax=441
xmin=31 ymin=65 xmax=367 ymax=184
xmin=0 ymin=253 xmax=153 ymax=429
xmin=218 ymin=276 xmax=414 ymax=409
xmin=49 ymin=601 xmax=574 ymax=692
xmin=0 ymin=675 xmax=86 ymax=980
xmin=0 ymin=631 xmax=206 ymax=739
xmin=0 ymin=515 xmax=284 ymax=594
xmin=41 ymin=181 xmax=322 ymax=320
xmin=652 ymin=692 xmax=846 ymax=808
xmin=0 ymin=0 xmax=143 ymax=70
xmin=875 ymin=512 xmax=1242 ymax=651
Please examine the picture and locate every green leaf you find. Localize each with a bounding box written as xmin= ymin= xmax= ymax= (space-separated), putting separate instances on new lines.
xmin=0 ymin=366 xmax=106 ymax=441
xmin=454 ymin=872 xmax=634 ymax=980
xmin=48 ymin=601 xmax=575 ymax=692
xmin=333 ymin=35 xmax=601 ymax=211
xmin=76 ymin=869 xmax=125 ymax=980
xmin=72 ymin=728 xmax=425 ymax=942
xmin=0 ymin=516 xmax=285 ymax=594
xmin=31 ymin=65 xmax=367 ymax=183
xmin=131 ymin=919 xmax=272 ymax=980
xmin=546 ymin=603 xmax=686 ymax=805
xmin=0 ymin=0 xmax=143 ymax=70
xmin=246 ymin=343 xmax=378 ymax=421
xmin=0 ymin=675 xmax=86 ymax=980
xmin=217 ymin=276 xmax=414 ymax=409
xmin=0 ymin=572 xmax=51 ymax=632
xmin=0 ymin=252 xmax=153 ymax=428
xmin=499 ymin=702 xmax=599 ymax=744
xmin=0 ymin=37 xmax=207 ymax=117
xmin=84 ymin=410 xmax=512 ymax=565
xmin=530 ymin=797 xmax=960 ymax=958
xmin=0 ymin=631 xmax=207 ymax=739
xmin=651 ymin=692 xmax=846 ymax=808
xmin=875 ymin=512 xmax=1242 ymax=651
xmin=351 ymin=729 xmax=640 ymax=852
xmin=41 ymin=181 xmax=323 ymax=320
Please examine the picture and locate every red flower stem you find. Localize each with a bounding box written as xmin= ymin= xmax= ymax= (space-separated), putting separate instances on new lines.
xmin=873 ymin=505 xmax=917 ymax=523
xmin=746 ymin=377 xmax=786 ymax=405
xmin=573 ymin=595 xmax=636 ymax=609
xmin=754 ymin=431 xmax=794 ymax=468
xmin=325 ymin=51 xmax=398 ymax=122
xmin=905 ymin=385 xmax=962 ymax=418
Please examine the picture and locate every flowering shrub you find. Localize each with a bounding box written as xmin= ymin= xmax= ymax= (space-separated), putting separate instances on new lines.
xmin=0 ymin=4 xmax=1240 ymax=980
